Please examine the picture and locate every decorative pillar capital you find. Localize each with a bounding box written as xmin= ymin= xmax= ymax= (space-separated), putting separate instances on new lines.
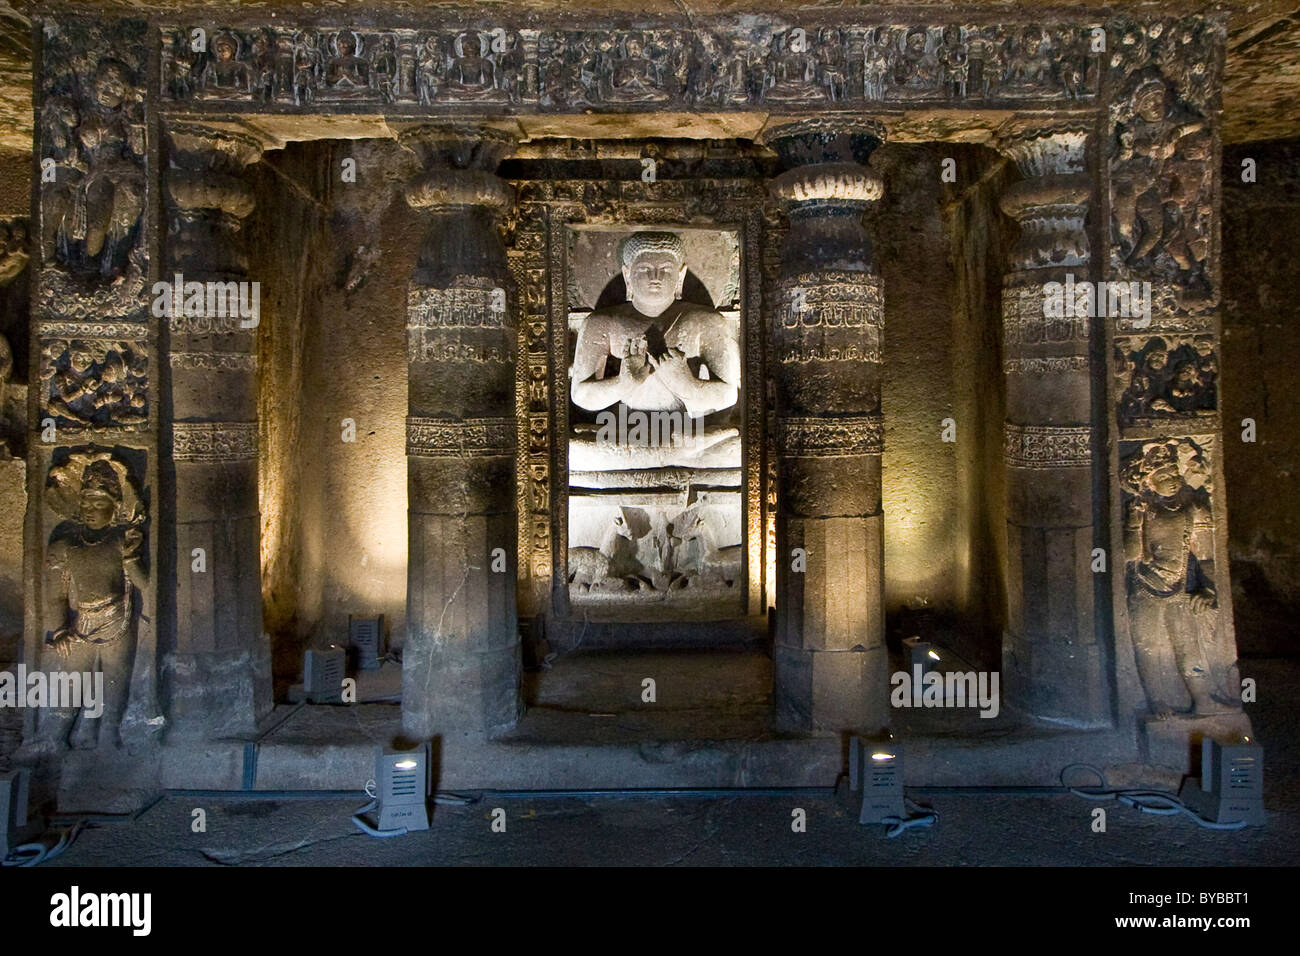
xmin=763 ymin=118 xmax=886 ymax=279
xmin=165 ymin=124 xmax=263 ymax=220
xmin=994 ymin=122 xmax=1092 ymax=271
xmin=398 ymin=123 xmax=517 ymax=211
xmin=760 ymin=117 xmax=887 ymax=171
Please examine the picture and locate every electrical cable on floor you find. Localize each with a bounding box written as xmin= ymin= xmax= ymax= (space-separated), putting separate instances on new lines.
xmin=2 ymin=819 xmax=87 ymax=866
xmin=350 ymin=779 xmax=408 ymax=838
xmin=1061 ymin=763 xmax=1248 ymax=830
xmin=880 ymin=797 xmax=939 ymax=838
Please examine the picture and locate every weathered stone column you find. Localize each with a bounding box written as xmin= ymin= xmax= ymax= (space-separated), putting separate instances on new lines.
xmin=994 ymin=123 xmax=1107 ymax=726
xmin=762 ymin=119 xmax=890 ymax=734
xmin=1104 ymin=15 xmax=1249 ymax=754
xmin=163 ymin=124 xmax=272 ymax=739
xmin=398 ymin=125 xmax=522 ymax=741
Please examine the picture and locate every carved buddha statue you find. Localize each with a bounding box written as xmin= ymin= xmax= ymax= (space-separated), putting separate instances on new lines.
xmin=605 ymin=34 xmax=670 ymax=103
xmin=326 ymin=29 xmax=370 ymax=91
xmin=439 ymin=32 xmax=505 ymax=101
xmin=569 ymin=231 xmax=740 ymax=472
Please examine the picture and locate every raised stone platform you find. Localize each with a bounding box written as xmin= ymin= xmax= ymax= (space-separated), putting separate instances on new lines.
xmin=42 ymin=649 xmax=1238 ymax=805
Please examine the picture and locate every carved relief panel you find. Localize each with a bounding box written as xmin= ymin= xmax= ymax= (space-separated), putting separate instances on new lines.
xmin=160 ymin=18 xmax=1102 ymax=114
xmin=38 ymin=18 xmax=148 ymax=313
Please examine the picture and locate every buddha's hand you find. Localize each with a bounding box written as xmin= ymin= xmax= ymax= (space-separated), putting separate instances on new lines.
xmin=647 ymin=348 xmax=695 ymax=394
xmin=1189 ymin=588 xmax=1216 ymax=614
xmin=620 ymin=336 xmax=652 ymax=385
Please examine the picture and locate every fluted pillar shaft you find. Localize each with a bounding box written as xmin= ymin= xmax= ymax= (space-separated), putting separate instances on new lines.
xmin=163 ymin=125 xmax=271 ymax=739
xmin=399 ymin=125 xmax=522 ymax=740
xmin=763 ymin=119 xmax=890 ymax=734
xmin=995 ymin=125 xmax=1107 ymax=726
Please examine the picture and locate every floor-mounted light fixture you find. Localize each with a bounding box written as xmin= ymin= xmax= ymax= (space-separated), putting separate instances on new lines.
xmin=349 ymin=614 xmax=386 ymax=671
xmin=848 ymin=735 xmax=906 ymax=824
xmin=353 ymin=745 xmax=432 ymax=836
xmin=1 ymin=769 xmax=39 ymax=863
xmin=902 ymin=635 xmax=940 ymax=674
xmin=295 ymin=645 xmax=347 ymax=704
xmin=1178 ymin=736 xmax=1266 ymax=827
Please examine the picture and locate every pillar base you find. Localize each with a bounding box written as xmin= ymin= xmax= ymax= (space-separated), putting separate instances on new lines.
xmin=162 ymin=640 xmax=273 ymax=741
xmin=772 ymin=644 xmax=890 ymax=734
xmin=1002 ymin=633 xmax=1109 ymax=729
xmin=401 ymin=641 xmax=523 ymax=741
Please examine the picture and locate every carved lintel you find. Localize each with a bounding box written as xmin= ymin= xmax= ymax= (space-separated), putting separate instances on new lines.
xmin=1003 ymin=422 xmax=1092 ymax=469
xmin=173 ymin=421 xmax=258 ymax=462
xmin=781 ymin=414 xmax=883 ymax=457
xmin=406 ymin=416 xmax=515 ymax=458
xmin=162 ymin=23 xmax=1102 ymax=112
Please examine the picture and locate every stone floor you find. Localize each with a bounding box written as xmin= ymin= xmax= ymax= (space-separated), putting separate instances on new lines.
xmin=13 ymin=656 xmax=1296 ymax=867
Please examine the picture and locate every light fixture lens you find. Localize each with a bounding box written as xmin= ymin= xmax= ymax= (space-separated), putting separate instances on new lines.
xmin=871 ymin=752 xmax=895 ymax=761
xmin=394 ymin=759 xmax=418 ymax=770
xmin=927 ymin=650 xmax=940 ymax=661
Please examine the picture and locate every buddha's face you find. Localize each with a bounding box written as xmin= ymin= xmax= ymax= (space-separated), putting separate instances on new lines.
xmin=462 ymin=33 xmax=481 ymax=58
xmin=79 ymin=490 xmax=117 ymax=529
xmin=623 ymin=251 xmax=684 ymax=317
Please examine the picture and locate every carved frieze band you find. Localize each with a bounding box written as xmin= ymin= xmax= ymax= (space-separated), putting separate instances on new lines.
xmin=1003 ymin=422 xmax=1092 ymax=469
xmin=39 ymin=321 xmax=150 ymax=340
xmin=781 ymin=414 xmax=884 ymax=457
xmin=407 ymin=285 xmax=513 ymax=365
xmin=776 ymin=273 xmax=883 ymax=365
xmin=407 ymin=416 xmax=515 ymax=459
xmin=1004 ymin=355 xmax=1090 ymax=375
xmin=1002 ymin=282 xmax=1089 ymax=346
xmin=170 ymin=351 xmax=258 ymax=371
xmin=169 ymin=312 xmax=249 ymax=335
xmin=173 ymin=421 xmax=258 ymax=462
xmin=160 ymin=21 xmax=1102 ymax=112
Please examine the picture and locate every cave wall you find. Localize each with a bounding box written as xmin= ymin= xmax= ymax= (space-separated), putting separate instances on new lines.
xmin=0 ymin=144 xmax=29 ymax=657
xmin=1222 ymin=138 xmax=1300 ymax=656
xmin=251 ymin=139 xmax=418 ymax=685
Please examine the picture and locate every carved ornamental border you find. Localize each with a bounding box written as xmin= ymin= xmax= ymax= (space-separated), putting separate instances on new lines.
xmin=157 ymin=18 xmax=1105 ymax=115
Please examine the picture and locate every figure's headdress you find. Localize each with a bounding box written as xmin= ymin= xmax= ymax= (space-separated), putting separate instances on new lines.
xmin=618 ymin=231 xmax=686 ymax=271
xmin=80 ymin=459 xmax=123 ymax=502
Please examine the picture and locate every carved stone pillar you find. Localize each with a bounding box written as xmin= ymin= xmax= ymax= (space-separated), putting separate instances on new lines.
xmin=21 ymin=17 xmax=164 ymax=810
xmin=762 ymin=119 xmax=890 ymax=734
xmin=399 ymin=125 xmax=522 ymax=741
xmin=1105 ymin=16 xmax=1249 ymax=753
xmin=995 ymin=124 xmax=1107 ymax=726
xmin=163 ymin=124 xmax=271 ymax=739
